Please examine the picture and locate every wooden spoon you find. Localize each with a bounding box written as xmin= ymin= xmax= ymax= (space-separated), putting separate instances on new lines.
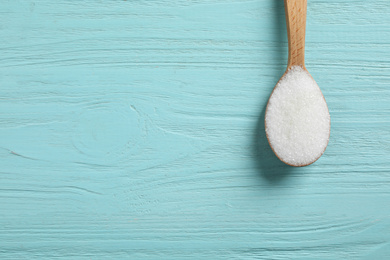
xmin=264 ymin=0 xmax=330 ymax=167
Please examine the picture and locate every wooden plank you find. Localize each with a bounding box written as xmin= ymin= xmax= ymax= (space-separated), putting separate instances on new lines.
xmin=1 ymin=0 xmax=390 ymax=259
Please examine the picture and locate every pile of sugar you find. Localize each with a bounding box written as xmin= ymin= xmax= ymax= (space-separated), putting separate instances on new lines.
xmin=265 ymin=66 xmax=330 ymax=166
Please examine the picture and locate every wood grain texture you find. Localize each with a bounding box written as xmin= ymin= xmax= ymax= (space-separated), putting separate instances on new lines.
xmin=1 ymin=0 xmax=390 ymax=259
xmin=285 ymin=0 xmax=307 ymax=68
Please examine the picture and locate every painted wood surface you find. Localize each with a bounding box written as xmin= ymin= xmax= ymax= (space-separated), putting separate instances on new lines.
xmin=1 ymin=0 xmax=390 ymax=259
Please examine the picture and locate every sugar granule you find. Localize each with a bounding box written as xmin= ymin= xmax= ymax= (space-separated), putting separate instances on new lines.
xmin=265 ymin=66 xmax=330 ymax=166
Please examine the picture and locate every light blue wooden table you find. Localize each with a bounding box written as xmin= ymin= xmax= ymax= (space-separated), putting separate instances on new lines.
xmin=1 ymin=1 xmax=390 ymax=259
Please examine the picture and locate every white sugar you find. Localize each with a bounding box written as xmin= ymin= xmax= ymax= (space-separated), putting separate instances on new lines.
xmin=265 ymin=66 xmax=330 ymax=166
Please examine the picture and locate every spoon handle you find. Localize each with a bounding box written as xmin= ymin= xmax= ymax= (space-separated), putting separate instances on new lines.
xmin=284 ymin=0 xmax=307 ymax=69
